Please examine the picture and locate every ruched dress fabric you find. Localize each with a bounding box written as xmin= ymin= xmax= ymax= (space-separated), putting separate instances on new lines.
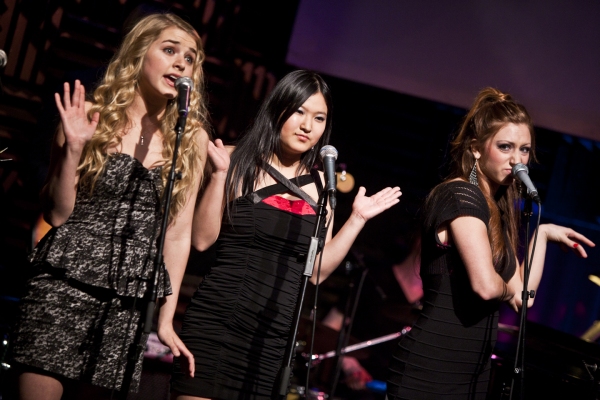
xmin=171 ymin=168 xmax=322 ymax=400
xmin=10 ymin=153 xmax=171 ymax=392
xmin=387 ymin=181 xmax=516 ymax=400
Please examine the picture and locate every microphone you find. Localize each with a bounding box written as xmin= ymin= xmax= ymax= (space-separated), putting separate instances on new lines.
xmin=175 ymin=76 xmax=193 ymax=116
xmin=0 ymin=49 xmax=7 ymax=68
xmin=512 ymin=163 xmax=541 ymax=204
xmin=319 ymin=145 xmax=338 ymax=209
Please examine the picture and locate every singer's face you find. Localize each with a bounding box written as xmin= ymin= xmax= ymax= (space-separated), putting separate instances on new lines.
xmin=279 ymin=93 xmax=328 ymax=161
xmin=475 ymin=122 xmax=532 ymax=195
xmin=138 ymin=26 xmax=198 ymax=102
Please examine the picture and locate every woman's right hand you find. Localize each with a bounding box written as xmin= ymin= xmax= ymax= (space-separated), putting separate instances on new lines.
xmin=157 ymin=322 xmax=195 ymax=377
xmin=54 ymin=80 xmax=99 ymax=150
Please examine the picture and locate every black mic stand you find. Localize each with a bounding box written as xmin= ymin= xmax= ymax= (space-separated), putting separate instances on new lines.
xmin=509 ymin=197 xmax=542 ymax=400
xmin=329 ymin=265 xmax=368 ymax=397
xmin=274 ymin=190 xmax=329 ymax=399
xmin=118 ymin=112 xmax=187 ymax=398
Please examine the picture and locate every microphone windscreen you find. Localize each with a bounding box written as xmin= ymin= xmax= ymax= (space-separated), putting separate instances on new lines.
xmin=319 ymin=145 xmax=338 ymax=160
xmin=511 ymin=163 xmax=529 ymax=177
xmin=175 ymin=76 xmax=194 ymax=90
xmin=0 ymin=49 xmax=7 ymax=68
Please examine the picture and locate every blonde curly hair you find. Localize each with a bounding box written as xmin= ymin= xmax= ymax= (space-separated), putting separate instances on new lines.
xmin=79 ymin=13 xmax=208 ymax=223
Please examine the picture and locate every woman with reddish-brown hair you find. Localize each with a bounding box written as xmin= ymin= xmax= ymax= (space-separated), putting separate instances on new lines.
xmin=386 ymin=87 xmax=595 ymax=400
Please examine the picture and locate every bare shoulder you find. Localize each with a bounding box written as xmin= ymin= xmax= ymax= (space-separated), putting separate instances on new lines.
xmin=194 ymin=127 xmax=210 ymax=146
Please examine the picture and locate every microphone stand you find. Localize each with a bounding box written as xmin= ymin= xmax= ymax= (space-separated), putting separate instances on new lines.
xmin=509 ymin=197 xmax=542 ymax=400
xmin=118 ymin=112 xmax=187 ymax=398
xmin=274 ymin=189 xmax=329 ymax=399
xmin=329 ymin=266 xmax=368 ymax=397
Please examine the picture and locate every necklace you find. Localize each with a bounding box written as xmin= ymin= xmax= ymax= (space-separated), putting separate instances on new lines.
xmin=140 ymin=135 xmax=144 ymax=146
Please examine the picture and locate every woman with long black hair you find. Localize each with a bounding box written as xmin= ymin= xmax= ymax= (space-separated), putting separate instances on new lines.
xmin=168 ymin=69 xmax=402 ymax=400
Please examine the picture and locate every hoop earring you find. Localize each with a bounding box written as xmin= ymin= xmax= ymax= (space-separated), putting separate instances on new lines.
xmin=469 ymin=159 xmax=479 ymax=187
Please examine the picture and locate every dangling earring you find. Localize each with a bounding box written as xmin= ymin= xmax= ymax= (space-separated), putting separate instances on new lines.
xmin=469 ymin=159 xmax=479 ymax=186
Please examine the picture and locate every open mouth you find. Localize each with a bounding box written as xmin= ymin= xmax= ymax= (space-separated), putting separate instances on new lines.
xmin=165 ymin=75 xmax=179 ymax=86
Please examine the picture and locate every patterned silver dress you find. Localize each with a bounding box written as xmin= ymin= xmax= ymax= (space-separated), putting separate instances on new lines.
xmin=10 ymin=153 xmax=171 ymax=392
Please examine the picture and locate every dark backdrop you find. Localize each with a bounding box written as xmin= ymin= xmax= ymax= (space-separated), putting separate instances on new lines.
xmin=0 ymin=1 xmax=599 ymax=396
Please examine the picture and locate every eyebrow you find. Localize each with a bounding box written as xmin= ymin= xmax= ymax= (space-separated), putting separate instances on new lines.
xmin=496 ymin=140 xmax=531 ymax=146
xmin=162 ymin=39 xmax=198 ymax=55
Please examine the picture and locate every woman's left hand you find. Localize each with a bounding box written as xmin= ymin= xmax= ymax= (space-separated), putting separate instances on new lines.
xmin=351 ymin=186 xmax=401 ymax=222
xmin=207 ymin=138 xmax=230 ymax=175
xmin=157 ymin=322 xmax=195 ymax=377
xmin=541 ymin=223 xmax=596 ymax=258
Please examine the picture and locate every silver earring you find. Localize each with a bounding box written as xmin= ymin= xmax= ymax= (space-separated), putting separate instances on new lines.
xmin=469 ymin=159 xmax=479 ymax=186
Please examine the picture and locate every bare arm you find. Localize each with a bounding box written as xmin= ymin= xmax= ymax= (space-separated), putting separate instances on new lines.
xmin=42 ymin=80 xmax=99 ymax=226
xmin=450 ymin=216 xmax=513 ymax=301
xmin=156 ymin=127 xmax=209 ymax=377
xmin=509 ymin=223 xmax=595 ymax=309
xmin=191 ymin=139 xmax=232 ymax=251
xmin=310 ymin=186 xmax=401 ymax=284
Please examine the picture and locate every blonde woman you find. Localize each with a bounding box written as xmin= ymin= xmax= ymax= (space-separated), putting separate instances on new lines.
xmin=9 ymin=13 xmax=208 ymax=399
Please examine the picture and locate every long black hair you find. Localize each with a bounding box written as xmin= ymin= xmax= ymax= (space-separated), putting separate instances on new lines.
xmin=225 ymin=69 xmax=334 ymax=207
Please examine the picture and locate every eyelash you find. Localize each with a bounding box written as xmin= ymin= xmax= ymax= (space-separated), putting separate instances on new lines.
xmin=296 ymin=109 xmax=326 ymax=121
xmin=164 ymin=47 xmax=194 ymax=64
xmin=498 ymin=144 xmax=530 ymax=153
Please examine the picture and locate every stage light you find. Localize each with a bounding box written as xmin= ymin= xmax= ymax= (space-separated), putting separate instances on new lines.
xmin=336 ymin=164 xmax=355 ymax=193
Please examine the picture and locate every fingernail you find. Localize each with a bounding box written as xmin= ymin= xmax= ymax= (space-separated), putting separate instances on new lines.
xmin=573 ymin=243 xmax=579 ymax=248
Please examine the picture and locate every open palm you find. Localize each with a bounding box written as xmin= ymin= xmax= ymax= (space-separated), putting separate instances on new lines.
xmin=55 ymin=80 xmax=99 ymax=149
xmin=352 ymin=186 xmax=402 ymax=221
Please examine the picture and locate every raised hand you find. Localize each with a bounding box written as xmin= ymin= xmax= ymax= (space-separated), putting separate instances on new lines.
xmin=54 ymin=80 xmax=99 ymax=150
xmin=207 ymin=138 xmax=230 ymax=174
xmin=541 ymin=223 xmax=596 ymax=258
xmin=351 ymin=186 xmax=402 ymax=222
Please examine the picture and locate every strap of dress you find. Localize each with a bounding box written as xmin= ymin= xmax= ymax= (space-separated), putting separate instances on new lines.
xmin=248 ymin=164 xmax=318 ymax=208
xmin=310 ymin=167 xmax=324 ymax=194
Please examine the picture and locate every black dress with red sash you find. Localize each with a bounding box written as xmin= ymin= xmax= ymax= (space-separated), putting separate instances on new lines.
xmin=172 ymin=165 xmax=324 ymax=399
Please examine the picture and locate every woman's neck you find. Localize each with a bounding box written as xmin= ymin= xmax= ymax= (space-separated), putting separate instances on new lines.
xmin=476 ymin=174 xmax=499 ymax=199
xmin=132 ymin=91 xmax=165 ymax=117
xmin=270 ymin=155 xmax=303 ymax=177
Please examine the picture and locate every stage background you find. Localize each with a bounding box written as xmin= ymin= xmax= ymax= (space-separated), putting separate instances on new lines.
xmin=0 ymin=0 xmax=599 ymax=398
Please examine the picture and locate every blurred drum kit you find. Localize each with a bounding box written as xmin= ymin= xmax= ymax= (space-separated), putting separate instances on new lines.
xmin=287 ymin=317 xmax=411 ymax=400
